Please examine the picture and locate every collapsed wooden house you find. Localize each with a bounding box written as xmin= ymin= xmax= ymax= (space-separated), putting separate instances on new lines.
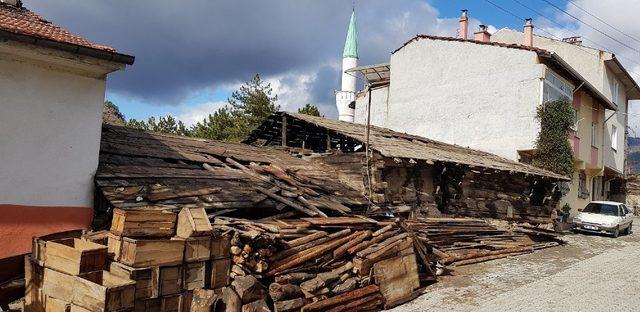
xmin=95 ymin=124 xmax=369 ymax=227
xmin=21 ymin=123 xmax=566 ymax=312
xmin=245 ymin=112 xmax=570 ymax=223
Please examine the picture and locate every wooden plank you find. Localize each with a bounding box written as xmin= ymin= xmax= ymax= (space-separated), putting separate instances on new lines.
xmin=183 ymin=262 xmax=207 ymax=290
xmin=119 ymin=238 xmax=185 ymax=267
xmin=107 ymin=233 xmax=122 ymax=261
xmin=157 ymin=265 xmax=183 ymax=296
xmin=176 ymin=207 xmax=213 ymax=238
xmin=255 ymin=186 xmax=317 ymax=217
xmin=210 ymin=236 xmax=231 ymax=260
xmin=373 ymin=254 xmax=420 ymax=308
xmin=134 ymin=298 xmax=161 ymax=312
xmin=45 ymin=296 xmax=70 ymax=312
xmin=179 ymin=236 xmax=212 ymax=262
xmin=208 ymin=258 xmax=231 ymax=289
xmin=268 ymin=230 xmax=357 ymax=276
xmin=72 ymin=271 xmax=136 ymax=312
xmin=301 ymin=284 xmax=380 ymax=312
xmin=160 ymin=294 xmax=182 ymax=312
xmin=110 ymin=208 xmax=177 ymax=237
xmin=109 ymin=262 xmax=157 ymax=300
xmin=24 ymin=255 xmax=45 ymax=312
xmin=282 ymin=114 xmax=288 ymax=147
xmin=42 ymin=268 xmax=74 ymax=302
xmin=301 ymin=217 xmax=377 ymax=226
xmin=44 ymin=238 xmax=107 ymax=276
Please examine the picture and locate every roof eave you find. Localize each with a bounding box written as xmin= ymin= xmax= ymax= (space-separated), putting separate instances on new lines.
xmin=266 ymin=112 xmax=570 ymax=181
xmin=0 ymin=29 xmax=135 ymax=65
xmin=606 ymin=56 xmax=640 ymax=100
xmin=545 ymin=52 xmax=616 ymax=110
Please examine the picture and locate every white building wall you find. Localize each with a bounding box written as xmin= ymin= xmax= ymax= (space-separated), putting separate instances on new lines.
xmin=0 ymin=55 xmax=107 ymax=207
xmin=378 ymin=39 xmax=545 ymax=160
xmin=354 ymin=85 xmax=390 ymax=127
xmin=493 ymin=29 xmax=626 ymax=174
xmin=603 ymin=68 xmax=627 ymax=173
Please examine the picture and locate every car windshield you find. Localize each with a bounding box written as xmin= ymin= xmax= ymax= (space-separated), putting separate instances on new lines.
xmin=582 ymin=203 xmax=619 ymax=216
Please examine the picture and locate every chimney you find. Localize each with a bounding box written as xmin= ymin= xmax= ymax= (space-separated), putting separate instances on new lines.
xmin=474 ymin=25 xmax=491 ymax=43
xmin=458 ymin=9 xmax=469 ymax=40
xmin=524 ymin=18 xmax=534 ymax=47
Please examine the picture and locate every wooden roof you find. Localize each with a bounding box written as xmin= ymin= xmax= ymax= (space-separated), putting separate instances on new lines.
xmin=97 ymin=124 xmax=367 ymax=216
xmin=246 ymin=112 xmax=570 ymax=180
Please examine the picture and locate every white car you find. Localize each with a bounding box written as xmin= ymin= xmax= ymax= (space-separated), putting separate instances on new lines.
xmin=572 ymin=201 xmax=634 ymax=237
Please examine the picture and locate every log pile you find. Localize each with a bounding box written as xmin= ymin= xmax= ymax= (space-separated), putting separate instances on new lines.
xmin=214 ymin=216 xmax=424 ymax=311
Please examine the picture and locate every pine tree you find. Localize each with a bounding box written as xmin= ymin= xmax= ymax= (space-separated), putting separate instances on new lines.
xmin=297 ymin=103 xmax=321 ymax=117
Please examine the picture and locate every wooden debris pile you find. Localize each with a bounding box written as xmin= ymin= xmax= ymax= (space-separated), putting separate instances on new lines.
xmin=95 ymin=124 xmax=368 ymax=229
xmin=24 ymin=206 xmax=563 ymax=311
xmin=214 ymin=216 xmax=429 ymax=311
xmin=404 ymin=218 xmax=563 ymax=267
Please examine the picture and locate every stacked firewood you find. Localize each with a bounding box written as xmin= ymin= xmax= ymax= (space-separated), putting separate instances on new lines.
xmin=215 ymin=216 xmax=426 ymax=311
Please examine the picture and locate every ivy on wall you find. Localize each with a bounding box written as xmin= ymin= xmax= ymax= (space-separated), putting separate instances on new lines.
xmin=532 ymin=99 xmax=575 ymax=177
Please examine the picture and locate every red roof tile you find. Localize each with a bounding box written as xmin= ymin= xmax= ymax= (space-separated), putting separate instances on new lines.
xmin=0 ymin=3 xmax=116 ymax=52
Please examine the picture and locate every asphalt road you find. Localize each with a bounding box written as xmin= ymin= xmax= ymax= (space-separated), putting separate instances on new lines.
xmin=392 ymin=218 xmax=640 ymax=312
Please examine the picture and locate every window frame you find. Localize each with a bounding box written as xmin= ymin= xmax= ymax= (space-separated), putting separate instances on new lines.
xmin=611 ymin=125 xmax=618 ymax=151
xmin=542 ymin=69 xmax=574 ymax=104
xmin=571 ymin=108 xmax=579 ymax=132
xmin=612 ymin=79 xmax=620 ymax=105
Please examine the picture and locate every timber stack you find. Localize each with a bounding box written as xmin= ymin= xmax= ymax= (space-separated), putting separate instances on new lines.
xmin=214 ymin=216 xmax=425 ymax=311
xmin=24 ymin=207 xmax=563 ymax=311
xmin=404 ymin=218 xmax=563 ymax=267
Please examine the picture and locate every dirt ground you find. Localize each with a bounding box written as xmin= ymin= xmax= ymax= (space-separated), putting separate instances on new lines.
xmin=392 ymin=217 xmax=640 ymax=312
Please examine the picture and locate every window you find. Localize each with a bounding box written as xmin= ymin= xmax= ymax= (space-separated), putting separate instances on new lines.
xmin=612 ymin=79 xmax=620 ymax=104
xmin=611 ymin=125 xmax=618 ymax=150
xmin=622 ymin=205 xmax=629 ymax=215
xmin=591 ymin=122 xmax=597 ymax=146
xmin=578 ymin=172 xmax=590 ymax=199
xmin=571 ymin=108 xmax=579 ymax=131
xmin=542 ymin=70 xmax=574 ymax=103
xmin=583 ymin=202 xmax=618 ymax=216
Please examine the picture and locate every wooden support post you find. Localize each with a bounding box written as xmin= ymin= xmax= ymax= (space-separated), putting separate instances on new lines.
xmin=326 ymin=132 xmax=331 ymax=151
xmin=281 ymin=115 xmax=287 ymax=147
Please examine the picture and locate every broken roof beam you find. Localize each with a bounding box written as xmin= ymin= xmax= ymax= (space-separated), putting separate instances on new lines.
xmin=255 ymin=186 xmax=318 ymax=217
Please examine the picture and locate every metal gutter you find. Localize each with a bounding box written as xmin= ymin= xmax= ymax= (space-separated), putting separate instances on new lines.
xmin=0 ymin=29 xmax=135 ymax=65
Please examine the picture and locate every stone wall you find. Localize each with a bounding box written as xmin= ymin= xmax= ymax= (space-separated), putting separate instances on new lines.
xmin=446 ymin=169 xmax=558 ymax=223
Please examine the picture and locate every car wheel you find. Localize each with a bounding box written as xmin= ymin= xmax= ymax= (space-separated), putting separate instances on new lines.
xmin=613 ymin=226 xmax=620 ymax=238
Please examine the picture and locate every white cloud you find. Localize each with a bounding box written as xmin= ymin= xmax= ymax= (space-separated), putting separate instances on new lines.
xmin=177 ymin=101 xmax=227 ymax=127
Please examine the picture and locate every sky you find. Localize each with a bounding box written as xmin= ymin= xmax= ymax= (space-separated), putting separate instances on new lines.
xmin=26 ymin=0 xmax=640 ymax=132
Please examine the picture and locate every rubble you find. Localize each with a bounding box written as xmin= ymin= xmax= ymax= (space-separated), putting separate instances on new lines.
xmin=19 ymin=125 xmax=566 ymax=311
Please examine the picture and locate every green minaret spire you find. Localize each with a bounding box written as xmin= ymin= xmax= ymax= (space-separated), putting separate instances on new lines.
xmin=343 ymin=10 xmax=358 ymax=59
